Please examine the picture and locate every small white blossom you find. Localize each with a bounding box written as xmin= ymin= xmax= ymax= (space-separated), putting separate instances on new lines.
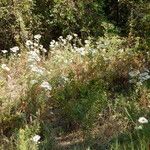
xmin=39 ymin=45 xmax=43 ymax=49
xmin=40 ymin=81 xmax=52 ymax=90
xmin=31 ymin=66 xmax=44 ymax=75
xmin=30 ymin=80 xmax=38 ymax=85
xmin=42 ymin=48 xmax=47 ymax=53
xmin=10 ymin=46 xmax=19 ymax=53
xmin=32 ymin=135 xmax=41 ymax=143
xmin=50 ymin=40 xmax=56 ymax=48
xmin=25 ymin=40 xmax=33 ymax=47
xmin=28 ymin=51 xmax=41 ymax=62
xmin=138 ymin=117 xmax=148 ymax=124
xmin=1 ymin=50 xmax=8 ymax=54
xmin=129 ymin=70 xmax=140 ymax=77
xmin=61 ymin=39 xmax=67 ymax=45
xmin=34 ymin=34 xmax=41 ymax=39
xmin=1 ymin=64 xmax=10 ymax=71
xmin=59 ymin=36 xmax=63 ymax=39
xmin=139 ymin=72 xmax=150 ymax=82
xmin=66 ymin=35 xmax=73 ymax=41
xmin=75 ymin=47 xmax=86 ymax=56
xmin=85 ymin=40 xmax=90 ymax=44
xmin=33 ymin=43 xmax=38 ymax=47
xmin=73 ymin=33 xmax=78 ymax=37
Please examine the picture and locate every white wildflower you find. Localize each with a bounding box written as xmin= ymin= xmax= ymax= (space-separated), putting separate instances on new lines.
xmin=28 ymin=51 xmax=41 ymax=62
xmin=55 ymin=42 xmax=59 ymax=46
xmin=25 ymin=40 xmax=33 ymax=47
xmin=129 ymin=70 xmax=140 ymax=77
xmin=30 ymin=80 xmax=38 ymax=85
xmin=61 ymin=39 xmax=67 ymax=45
xmin=61 ymin=76 xmax=69 ymax=82
xmin=10 ymin=46 xmax=19 ymax=53
xmin=1 ymin=64 xmax=10 ymax=71
xmin=31 ymin=66 xmax=44 ymax=75
xmin=50 ymin=40 xmax=55 ymax=48
xmin=40 ymin=81 xmax=52 ymax=90
xmin=1 ymin=50 xmax=8 ymax=54
xmin=66 ymin=35 xmax=73 ymax=41
xmin=42 ymin=48 xmax=47 ymax=53
xmin=75 ymin=47 xmax=86 ymax=56
xmin=138 ymin=117 xmax=148 ymax=124
xmin=139 ymin=72 xmax=150 ymax=82
xmin=30 ymin=45 xmax=34 ymax=50
xmin=118 ymin=49 xmax=124 ymax=53
xmin=139 ymin=72 xmax=149 ymax=77
xmin=39 ymin=45 xmax=43 ymax=49
xmin=33 ymin=43 xmax=38 ymax=47
xmin=59 ymin=36 xmax=63 ymax=39
xmin=32 ymin=135 xmax=41 ymax=143
xmin=34 ymin=34 xmax=41 ymax=39
xmin=85 ymin=40 xmax=90 ymax=44
xmin=73 ymin=33 xmax=78 ymax=37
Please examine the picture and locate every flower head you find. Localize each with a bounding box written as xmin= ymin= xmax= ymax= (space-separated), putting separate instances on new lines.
xmin=138 ymin=117 xmax=148 ymax=124
xmin=1 ymin=50 xmax=8 ymax=54
xmin=129 ymin=70 xmax=140 ymax=77
xmin=75 ymin=47 xmax=86 ymax=56
xmin=30 ymin=65 xmax=44 ymax=75
xmin=34 ymin=34 xmax=41 ymax=40
xmin=40 ymin=81 xmax=52 ymax=90
xmin=66 ymin=35 xmax=73 ymax=41
xmin=10 ymin=46 xmax=19 ymax=53
xmin=28 ymin=51 xmax=41 ymax=62
xmin=32 ymin=135 xmax=41 ymax=143
xmin=26 ymin=40 xmax=33 ymax=47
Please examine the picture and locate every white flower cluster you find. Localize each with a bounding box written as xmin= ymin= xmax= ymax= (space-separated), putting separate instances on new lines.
xmin=30 ymin=65 xmax=44 ymax=75
xmin=1 ymin=46 xmax=19 ymax=55
xmin=25 ymin=34 xmax=52 ymax=91
xmin=73 ymin=47 xmax=87 ymax=56
xmin=40 ymin=81 xmax=52 ymax=90
xmin=50 ymin=34 xmax=77 ymax=51
xmin=25 ymin=34 xmax=47 ymax=53
xmin=10 ymin=46 xmax=19 ymax=53
xmin=28 ymin=51 xmax=41 ymax=63
xmin=27 ymin=49 xmax=44 ymax=75
xmin=129 ymin=69 xmax=150 ymax=84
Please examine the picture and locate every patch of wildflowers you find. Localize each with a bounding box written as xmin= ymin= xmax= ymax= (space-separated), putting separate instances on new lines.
xmin=27 ymin=51 xmax=41 ymax=62
xmin=129 ymin=70 xmax=140 ymax=77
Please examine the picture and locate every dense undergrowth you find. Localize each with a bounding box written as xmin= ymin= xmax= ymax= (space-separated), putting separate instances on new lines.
xmin=0 ymin=26 xmax=150 ymax=149
xmin=0 ymin=0 xmax=150 ymax=150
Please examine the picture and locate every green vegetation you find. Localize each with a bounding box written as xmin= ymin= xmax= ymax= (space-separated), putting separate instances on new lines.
xmin=0 ymin=0 xmax=150 ymax=149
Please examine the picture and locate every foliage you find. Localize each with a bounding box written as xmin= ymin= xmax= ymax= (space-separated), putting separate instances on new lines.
xmin=0 ymin=0 xmax=150 ymax=149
